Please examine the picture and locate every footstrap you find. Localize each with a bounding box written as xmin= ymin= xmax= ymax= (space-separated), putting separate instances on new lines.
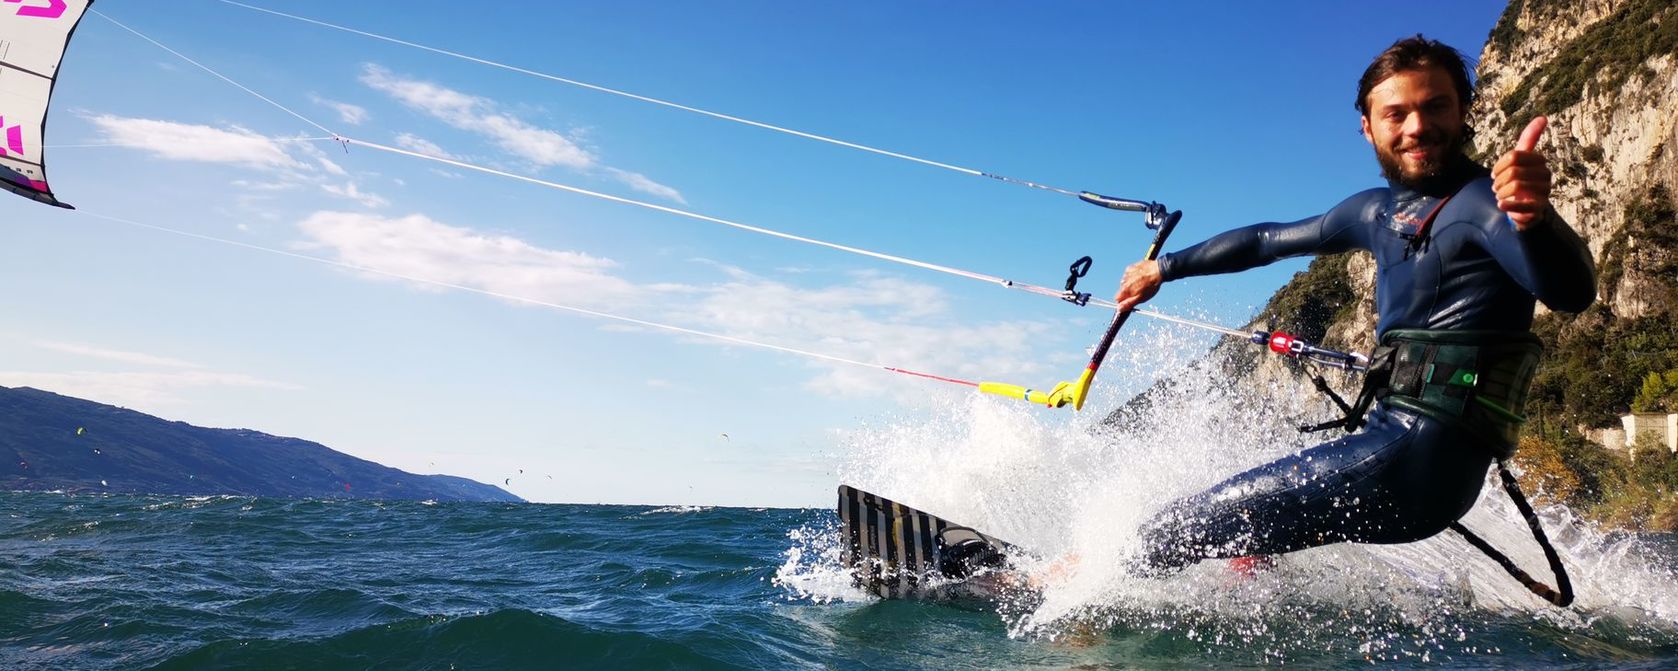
xmin=1447 ymin=461 xmax=1574 ymax=607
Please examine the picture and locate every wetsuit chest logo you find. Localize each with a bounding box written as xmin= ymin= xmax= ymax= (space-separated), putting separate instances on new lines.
xmin=1382 ymin=196 xmax=1445 ymax=241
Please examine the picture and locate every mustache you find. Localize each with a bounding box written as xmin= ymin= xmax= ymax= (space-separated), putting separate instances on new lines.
xmin=1393 ymin=134 xmax=1446 ymax=152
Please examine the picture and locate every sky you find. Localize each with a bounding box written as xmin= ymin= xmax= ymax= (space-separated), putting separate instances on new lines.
xmin=0 ymin=1 xmax=1510 ymax=507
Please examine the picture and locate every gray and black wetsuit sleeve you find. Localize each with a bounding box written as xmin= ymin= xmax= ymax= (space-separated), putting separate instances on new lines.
xmin=1155 ymin=189 xmax=1384 ymax=282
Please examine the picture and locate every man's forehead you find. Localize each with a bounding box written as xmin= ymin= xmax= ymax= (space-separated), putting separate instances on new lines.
xmin=1368 ymin=67 xmax=1459 ymax=105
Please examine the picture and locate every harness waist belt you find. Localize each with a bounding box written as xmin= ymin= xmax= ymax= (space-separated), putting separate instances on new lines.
xmin=1375 ymin=329 xmax=1543 ymax=458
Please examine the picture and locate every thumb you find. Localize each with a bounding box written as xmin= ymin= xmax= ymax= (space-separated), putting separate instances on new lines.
xmin=1515 ymin=115 xmax=1548 ymax=152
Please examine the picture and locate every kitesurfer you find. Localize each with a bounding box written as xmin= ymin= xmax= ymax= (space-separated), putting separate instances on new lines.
xmin=1110 ymin=35 xmax=1596 ymax=572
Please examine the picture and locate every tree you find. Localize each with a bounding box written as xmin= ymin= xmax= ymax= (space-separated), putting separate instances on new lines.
xmin=1632 ymin=369 xmax=1678 ymax=413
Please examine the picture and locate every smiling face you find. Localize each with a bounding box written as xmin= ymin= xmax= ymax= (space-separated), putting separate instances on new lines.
xmin=1360 ymin=65 xmax=1468 ymax=188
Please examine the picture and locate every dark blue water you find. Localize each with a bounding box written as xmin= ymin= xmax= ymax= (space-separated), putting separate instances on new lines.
xmin=3 ymin=490 xmax=1676 ymax=670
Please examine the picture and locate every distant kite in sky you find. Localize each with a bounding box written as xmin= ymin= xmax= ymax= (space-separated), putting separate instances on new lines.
xmin=0 ymin=0 xmax=92 ymax=208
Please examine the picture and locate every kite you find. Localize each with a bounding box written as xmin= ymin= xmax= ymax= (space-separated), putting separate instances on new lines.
xmin=0 ymin=0 xmax=93 ymax=207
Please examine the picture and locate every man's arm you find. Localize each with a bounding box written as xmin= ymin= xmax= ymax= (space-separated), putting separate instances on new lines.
xmin=1478 ymin=205 xmax=1596 ymax=312
xmin=1114 ymin=190 xmax=1382 ymax=310
xmin=1483 ymin=116 xmax=1597 ymax=312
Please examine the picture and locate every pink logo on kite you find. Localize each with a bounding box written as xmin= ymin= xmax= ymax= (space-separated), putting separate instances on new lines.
xmin=0 ymin=117 xmax=23 ymax=157
xmin=4 ymin=0 xmax=67 ymax=20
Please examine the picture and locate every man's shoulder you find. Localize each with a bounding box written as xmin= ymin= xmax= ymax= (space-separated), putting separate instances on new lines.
xmin=1327 ymin=187 xmax=1390 ymax=222
xmin=1446 ymin=160 xmax=1500 ymax=211
xmin=1444 ymin=176 xmax=1507 ymax=228
xmin=1341 ymin=186 xmax=1390 ymax=203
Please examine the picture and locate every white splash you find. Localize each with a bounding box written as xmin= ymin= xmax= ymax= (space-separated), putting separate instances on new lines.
xmin=780 ymin=324 xmax=1678 ymax=653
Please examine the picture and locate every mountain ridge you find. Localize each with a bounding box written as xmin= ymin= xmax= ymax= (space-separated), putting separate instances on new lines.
xmin=0 ymin=385 xmax=521 ymax=502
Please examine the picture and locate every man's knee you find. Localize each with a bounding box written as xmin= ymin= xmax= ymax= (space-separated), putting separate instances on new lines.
xmin=1133 ymin=509 xmax=1205 ymax=575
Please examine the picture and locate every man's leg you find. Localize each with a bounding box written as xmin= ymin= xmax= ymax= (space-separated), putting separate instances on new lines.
xmin=1135 ymin=408 xmax=1483 ymax=573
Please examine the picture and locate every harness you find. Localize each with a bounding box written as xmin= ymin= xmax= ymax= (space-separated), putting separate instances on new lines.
xmin=1305 ymin=330 xmax=1542 ymax=456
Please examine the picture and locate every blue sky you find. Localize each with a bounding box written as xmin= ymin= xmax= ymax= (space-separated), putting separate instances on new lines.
xmin=0 ymin=1 xmax=1507 ymax=506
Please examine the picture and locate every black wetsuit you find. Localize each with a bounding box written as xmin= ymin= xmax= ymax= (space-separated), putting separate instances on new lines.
xmin=1136 ymin=156 xmax=1595 ymax=571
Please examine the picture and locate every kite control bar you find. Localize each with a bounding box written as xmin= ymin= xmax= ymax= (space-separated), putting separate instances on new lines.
xmin=1056 ymin=205 xmax=1181 ymax=410
xmin=1057 ymin=192 xmax=1169 ymax=307
xmin=981 ymin=200 xmax=1181 ymax=410
xmin=1078 ymin=191 xmax=1158 ymax=213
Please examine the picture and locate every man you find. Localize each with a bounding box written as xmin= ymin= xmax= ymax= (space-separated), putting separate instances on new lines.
xmin=1111 ymin=35 xmax=1596 ymax=572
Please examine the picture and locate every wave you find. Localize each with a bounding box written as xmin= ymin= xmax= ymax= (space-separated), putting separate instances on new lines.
xmin=144 ymin=609 xmax=743 ymax=671
xmin=642 ymin=505 xmax=714 ymax=515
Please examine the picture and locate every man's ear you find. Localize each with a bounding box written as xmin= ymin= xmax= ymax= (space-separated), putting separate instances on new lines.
xmin=1360 ymin=115 xmax=1375 ymax=145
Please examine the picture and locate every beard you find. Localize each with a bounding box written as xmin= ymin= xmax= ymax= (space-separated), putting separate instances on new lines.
xmin=1373 ymin=125 xmax=1468 ymax=190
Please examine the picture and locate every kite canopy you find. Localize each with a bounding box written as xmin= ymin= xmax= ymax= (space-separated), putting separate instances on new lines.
xmin=0 ymin=0 xmax=93 ymax=209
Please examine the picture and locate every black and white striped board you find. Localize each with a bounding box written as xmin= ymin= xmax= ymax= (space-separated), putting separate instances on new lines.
xmin=837 ymin=484 xmax=1019 ymax=600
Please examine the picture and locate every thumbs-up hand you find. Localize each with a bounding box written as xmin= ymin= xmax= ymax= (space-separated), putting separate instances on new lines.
xmin=1492 ymin=116 xmax=1553 ymax=230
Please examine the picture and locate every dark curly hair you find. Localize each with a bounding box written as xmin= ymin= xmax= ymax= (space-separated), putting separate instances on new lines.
xmin=1355 ymin=35 xmax=1475 ymax=118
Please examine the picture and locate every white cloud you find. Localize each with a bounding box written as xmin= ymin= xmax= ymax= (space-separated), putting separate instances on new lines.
xmin=358 ymin=64 xmax=685 ymax=204
xmin=32 ymin=340 xmax=203 ymax=369
xmin=0 ymin=370 xmax=302 ymax=412
xmin=394 ymin=132 xmax=457 ymax=160
xmin=86 ymin=115 xmax=306 ymax=171
xmin=360 ymin=64 xmax=594 ymax=169
xmin=86 ymin=115 xmax=389 ymax=212
xmin=606 ymin=168 xmax=686 ymax=204
xmin=293 ymin=211 xmax=638 ymax=306
xmin=309 ymin=94 xmax=369 ymax=125
xmin=319 ymin=181 xmax=389 ymax=208
xmin=229 ymin=179 xmax=301 ymax=192
xmin=316 ymin=156 xmax=349 ymax=177
xmin=285 ymin=213 xmax=1062 ymax=399
xmin=683 ymin=271 xmax=1058 ymax=399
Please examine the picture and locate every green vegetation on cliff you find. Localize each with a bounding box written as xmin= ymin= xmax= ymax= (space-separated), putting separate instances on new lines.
xmin=1635 ymin=370 xmax=1678 ymax=413
xmin=1496 ymin=0 xmax=1678 ymax=119
xmin=1599 ymin=185 xmax=1678 ymax=313
xmin=1528 ymin=308 xmax=1678 ymax=429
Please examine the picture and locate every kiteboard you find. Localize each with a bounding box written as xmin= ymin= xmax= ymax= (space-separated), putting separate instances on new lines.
xmin=837 ymin=484 xmax=1034 ymax=601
